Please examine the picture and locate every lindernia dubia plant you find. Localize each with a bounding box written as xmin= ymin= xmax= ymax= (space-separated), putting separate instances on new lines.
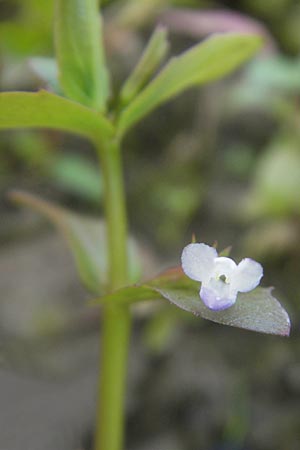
xmin=1 ymin=1 xmax=291 ymax=450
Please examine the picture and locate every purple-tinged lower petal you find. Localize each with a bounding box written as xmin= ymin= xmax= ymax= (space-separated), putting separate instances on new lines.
xmin=200 ymin=285 xmax=237 ymax=311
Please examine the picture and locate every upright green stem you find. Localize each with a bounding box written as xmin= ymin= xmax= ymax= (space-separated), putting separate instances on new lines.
xmin=94 ymin=138 xmax=131 ymax=450
xmin=99 ymin=138 xmax=128 ymax=288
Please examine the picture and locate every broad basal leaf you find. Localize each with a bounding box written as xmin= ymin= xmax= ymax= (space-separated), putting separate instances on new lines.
xmin=117 ymin=33 xmax=262 ymax=136
xmin=10 ymin=191 xmax=140 ymax=295
xmin=0 ymin=90 xmax=114 ymax=143
xmin=91 ymin=267 xmax=290 ymax=336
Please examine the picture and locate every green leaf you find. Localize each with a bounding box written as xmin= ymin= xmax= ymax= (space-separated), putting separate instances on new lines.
xmin=10 ymin=191 xmax=140 ymax=295
xmin=55 ymin=0 xmax=110 ymax=111
xmin=117 ymin=33 xmax=262 ymax=136
xmin=219 ymin=245 xmax=232 ymax=257
xmin=120 ymin=26 xmax=169 ymax=106
xmin=92 ymin=267 xmax=290 ymax=336
xmin=0 ymin=90 xmax=114 ymax=143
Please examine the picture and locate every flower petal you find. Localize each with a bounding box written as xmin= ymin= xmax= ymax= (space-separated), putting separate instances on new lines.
xmin=200 ymin=278 xmax=237 ymax=310
xmin=231 ymin=258 xmax=263 ymax=293
xmin=181 ymin=243 xmax=217 ymax=282
xmin=213 ymin=256 xmax=237 ymax=281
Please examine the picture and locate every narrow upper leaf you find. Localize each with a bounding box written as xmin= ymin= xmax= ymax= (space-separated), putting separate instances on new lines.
xmin=0 ymin=90 xmax=114 ymax=143
xmin=117 ymin=33 xmax=262 ymax=136
xmin=10 ymin=191 xmax=140 ymax=295
xmin=55 ymin=0 xmax=110 ymax=111
xmin=91 ymin=267 xmax=290 ymax=336
xmin=120 ymin=26 xmax=169 ymax=106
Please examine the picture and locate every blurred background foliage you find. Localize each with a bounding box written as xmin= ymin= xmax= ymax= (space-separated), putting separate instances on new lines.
xmin=0 ymin=1 xmax=300 ymax=450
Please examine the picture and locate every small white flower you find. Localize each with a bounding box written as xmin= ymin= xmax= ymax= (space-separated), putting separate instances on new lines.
xmin=181 ymin=243 xmax=263 ymax=311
